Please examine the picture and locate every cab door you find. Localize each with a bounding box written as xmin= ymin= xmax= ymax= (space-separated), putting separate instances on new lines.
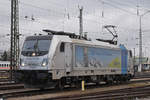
xmin=65 ymin=43 xmax=72 ymax=74
xmin=121 ymin=50 xmax=128 ymax=74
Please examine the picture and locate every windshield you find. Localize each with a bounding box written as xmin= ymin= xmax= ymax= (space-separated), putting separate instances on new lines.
xmin=23 ymin=40 xmax=51 ymax=52
xmin=22 ymin=39 xmax=51 ymax=56
xmin=22 ymin=40 xmax=37 ymax=51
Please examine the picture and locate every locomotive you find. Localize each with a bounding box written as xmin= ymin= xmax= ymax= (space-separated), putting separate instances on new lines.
xmin=16 ymin=30 xmax=134 ymax=89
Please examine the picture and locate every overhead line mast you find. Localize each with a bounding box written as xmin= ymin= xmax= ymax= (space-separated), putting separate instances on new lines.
xmin=10 ymin=0 xmax=19 ymax=80
xmin=79 ymin=6 xmax=83 ymax=37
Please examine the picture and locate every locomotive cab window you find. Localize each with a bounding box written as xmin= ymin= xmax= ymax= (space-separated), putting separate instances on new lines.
xmin=60 ymin=42 xmax=65 ymax=52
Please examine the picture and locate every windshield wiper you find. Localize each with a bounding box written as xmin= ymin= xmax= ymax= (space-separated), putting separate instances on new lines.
xmin=27 ymin=47 xmax=33 ymax=50
xmin=34 ymin=40 xmax=40 ymax=53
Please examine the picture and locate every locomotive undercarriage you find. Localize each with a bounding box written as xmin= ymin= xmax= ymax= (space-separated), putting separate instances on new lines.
xmin=53 ymin=74 xmax=133 ymax=89
xmin=15 ymin=70 xmax=57 ymax=88
xmin=15 ymin=70 xmax=133 ymax=89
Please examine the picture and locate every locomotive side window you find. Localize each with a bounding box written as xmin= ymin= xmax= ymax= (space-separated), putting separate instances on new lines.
xmin=75 ymin=45 xmax=85 ymax=67
xmin=60 ymin=42 xmax=65 ymax=52
xmin=129 ymin=50 xmax=132 ymax=57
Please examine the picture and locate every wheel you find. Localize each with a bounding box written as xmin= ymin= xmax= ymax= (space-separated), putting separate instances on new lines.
xmin=96 ymin=82 xmax=100 ymax=86
xmin=40 ymin=88 xmax=45 ymax=90
xmin=55 ymin=79 xmax=65 ymax=90
xmin=75 ymin=81 xmax=81 ymax=88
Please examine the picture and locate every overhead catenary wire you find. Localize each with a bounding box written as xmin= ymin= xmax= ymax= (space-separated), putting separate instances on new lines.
xmin=2 ymin=0 xmax=150 ymax=22
xmin=32 ymin=0 xmax=66 ymax=9
xmin=0 ymin=24 xmax=43 ymax=34
xmin=105 ymin=0 xmax=137 ymax=8
xmin=18 ymin=0 xmax=80 ymax=19
xmin=0 ymin=0 xmax=150 ymax=39
xmin=0 ymin=0 xmax=144 ymax=35
xmin=100 ymin=0 xmax=137 ymax=15
xmin=0 ymin=0 xmax=140 ymax=28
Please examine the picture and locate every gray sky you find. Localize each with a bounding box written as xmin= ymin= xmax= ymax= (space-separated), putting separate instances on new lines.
xmin=0 ymin=0 xmax=150 ymax=57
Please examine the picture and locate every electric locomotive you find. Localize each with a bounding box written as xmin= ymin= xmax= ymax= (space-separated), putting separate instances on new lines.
xmin=16 ymin=30 xmax=134 ymax=88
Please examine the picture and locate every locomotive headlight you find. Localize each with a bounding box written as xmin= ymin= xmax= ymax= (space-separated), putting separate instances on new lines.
xmin=21 ymin=62 xmax=25 ymax=67
xmin=42 ymin=58 xmax=48 ymax=67
xmin=20 ymin=59 xmax=25 ymax=67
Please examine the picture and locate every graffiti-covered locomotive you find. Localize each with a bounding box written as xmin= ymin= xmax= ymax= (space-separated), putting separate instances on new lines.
xmin=16 ymin=30 xmax=134 ymax=88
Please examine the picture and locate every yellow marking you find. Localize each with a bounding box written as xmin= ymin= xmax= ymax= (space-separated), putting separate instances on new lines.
xmin=109 ymin=57 xmax=121 ymax=68
xmin=82 ymin=80 xmax=85 ymax=91
xmin=0 ymin=77 xmax=9 ymax=79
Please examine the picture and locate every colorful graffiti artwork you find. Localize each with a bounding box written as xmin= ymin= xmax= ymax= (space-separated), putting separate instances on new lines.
xmin=75 ymin=45 xmax=121 ymax=68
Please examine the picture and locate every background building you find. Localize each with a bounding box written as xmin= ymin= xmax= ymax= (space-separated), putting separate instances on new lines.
xmin=134 ymin=57 xmax=150 ymax=71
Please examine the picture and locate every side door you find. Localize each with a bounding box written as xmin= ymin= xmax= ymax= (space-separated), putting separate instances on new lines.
xmin=121 ymin=50 xmax=128 ymax=74
xmin=65 ymin=43 xmax=72 ymax=74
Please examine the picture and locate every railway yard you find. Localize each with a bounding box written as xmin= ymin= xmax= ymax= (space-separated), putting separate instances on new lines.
xmin=0 ymin=72 xmax=149 ymax=100
xmin=1 ymin=0 xmax=150 ymax=100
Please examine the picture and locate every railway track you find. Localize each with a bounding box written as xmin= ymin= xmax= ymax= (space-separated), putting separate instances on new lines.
xmin=0 ymin=89 xmax=42 ymax=99
xmin=0 ymin=80 xmax=18 ymax=86
xmin=0 ymin=84 xmax=24 ymax=90
xmin=0 ymin=87 xmax=62 ymax=100
xmin=134 ymin=71 xmax=150 ymax=79
xmin=0 ymin=75 xmax=150 ymax=100
xmin=2 ymin=80 xmax=150 ymax=100
xmin=40 ymin=85 xmax=150 ymax=100
xmin=0 ymin=78 xmax=10 ymax=82
xmin=0 ymin=81 xmax=16 ymax=86
xmin=0 ymin=80 xmax=23 ymax=91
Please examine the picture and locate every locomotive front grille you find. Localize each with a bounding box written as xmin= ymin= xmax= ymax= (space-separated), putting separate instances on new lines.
xmin=27 ymin=62 xmax=39 ymax=67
